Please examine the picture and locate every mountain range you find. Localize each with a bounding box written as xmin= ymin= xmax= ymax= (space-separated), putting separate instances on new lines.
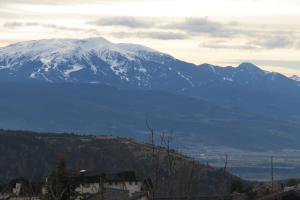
xmin=0 ymin=37 xmax=300 ymax=151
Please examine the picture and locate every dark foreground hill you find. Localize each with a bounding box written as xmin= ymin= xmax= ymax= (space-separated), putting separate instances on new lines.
xmin=0 ymin=130 xmax=239 ymax=196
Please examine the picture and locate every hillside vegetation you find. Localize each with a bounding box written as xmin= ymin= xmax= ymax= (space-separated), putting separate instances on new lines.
xmin=0 ymin=130 xmax=240 ymax=196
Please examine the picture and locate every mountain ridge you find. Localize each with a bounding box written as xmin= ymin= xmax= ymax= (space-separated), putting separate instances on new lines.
xmin=1 ymin=38 xmax=300 ymax=114
xmin=1 ymin=37 xmax=300 ymax=152
xmin=0 ymin=37 xmax=297 ymax=86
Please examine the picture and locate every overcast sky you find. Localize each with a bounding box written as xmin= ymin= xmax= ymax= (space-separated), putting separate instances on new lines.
xmin=1 ymin=0 xmax=300 ymax=75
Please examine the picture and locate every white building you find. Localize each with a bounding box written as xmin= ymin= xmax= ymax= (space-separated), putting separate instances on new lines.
xmin=75 ymin=171 xmax=151 ymax=200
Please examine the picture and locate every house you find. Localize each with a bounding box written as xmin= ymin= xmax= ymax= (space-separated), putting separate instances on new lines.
xmin=86 ymin=188 xmax=149 ymax=200
xmin=103 ymin=171 xmax=145 ymax=196
xmin=231 ymin=192 xmax=247 ymax=200
xmin=256 ymin=190 xmax=300 ymax=200
xmin=6 ymin=178 xmax=43 ymax=199
xmin=9 ymin=178 xmax=28 ymax=196
xmin=2 ymin=171 xmax=151 ymax=200
xmin=0 ymin=193 xmax=10 ymax=200
xmin=284 ymin=183 xmax=300 ymax=192
xmin=75 ymin=171 xmax=151 ymax=200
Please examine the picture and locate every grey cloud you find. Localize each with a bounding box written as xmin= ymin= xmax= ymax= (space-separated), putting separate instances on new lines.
xmin=3 ymin=22 xmax=23 ymax=28
xmin=88 ymin=17 xmax=155 ymax=28
xmin=3 ymin=22 xmax=40 ymax=28
xmin=297 ymin=40 xmax=300 ymax=49
xmin=254 ymin=35 xmax=294 ymax=49
xmin=201 ymin=42 xmax=260 ymax=50
xmin=163 ymin=18 xmax=240 ymax=38
xmin=42 ymin=24 xmax=86 ymax=32
xmin=251 ymin=34 xmax=294 ymax=49
xmin=89 ymin=16 xmax=241 ymax=38
xmin=138 ymin=32 xmax=187 ymax=40
xmin=200 ymin=30 xmax=300 ymax=50
xmin=201 ymin=32 xmax=298 ymax=50
xmin=112 ymin=31 xmax=187 ymax=40
xmin=3 ymin=21 xmax=101 ymax=34
xmin=3 ymin=18 xmax=300 ymax=46
xmin=2 ymin=20 xmax=185 ymax=40
xmin=93 ymin=16 xmax=298 ymax=45
xmin=3 ymin=22 xmax=79 ymax=31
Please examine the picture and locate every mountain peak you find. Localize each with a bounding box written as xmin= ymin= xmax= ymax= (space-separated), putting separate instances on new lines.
xmin=0 ymin=38 xmax=297 ymax=91
xmin=0 ymin=37 xmax=169 ymax=83
xmin=237 ymin=62 xmax=262 ymax=71
xmin=85 ymin=36 xmax=111 ymax=43
xmin=0 ymin=37 xmax=158 ymax=57
xmin=198 ymin=63 xmax=219 ymax=73
xmin=290 ymin=75 xmax=300 ymax=82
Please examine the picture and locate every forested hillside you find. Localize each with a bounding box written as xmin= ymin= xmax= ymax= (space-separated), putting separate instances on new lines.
xmin=0 ymin=130 xmax=240 ymax=196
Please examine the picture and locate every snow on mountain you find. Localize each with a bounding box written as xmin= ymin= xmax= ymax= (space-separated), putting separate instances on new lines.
xmin=0 ymin=37 xmax=153 ymax=60
xmin=0 ymin=37 xmax=298 ymax=94
xmin=0 ymin=37 xmax=175 ymax=86
xmin=290 ymin=75 xmax=300 ymax=82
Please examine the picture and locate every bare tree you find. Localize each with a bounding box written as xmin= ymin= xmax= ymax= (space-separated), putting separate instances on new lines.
xmin=145 ymin=122 xmax=200 ymax=200
xmin=145 ymin=120 xmax=162 ymax=199
xmin=176 ymin=159 xmax=197 ymax=200
xmin=222 ymin=153 xmax=229 ymax=199
xmin=160 ymin=131 xmax=176 ymax=199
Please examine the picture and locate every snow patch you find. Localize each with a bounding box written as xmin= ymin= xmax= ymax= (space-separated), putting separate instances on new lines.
xmin=177 ymin=71 xmax=194 ymax=86
xmin=0 ymin=66 xmax=11 ymax=70
xmin=290 ymin=75 xmax=300 ymax=82
xmin=223 ymin=77 xmax=234 ymax=82
xmin=138 ymin=67 xmax=147 ymax=73
xmin=64 ymin=64 xmax=84 ymax=77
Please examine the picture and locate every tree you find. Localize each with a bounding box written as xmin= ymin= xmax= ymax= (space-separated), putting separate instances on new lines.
xmin=287 ymin=179 xmax=299 ymax=187
xmin=146 ymin=120 xmax=163 ymax=199
xmin=46 ymin=158 xmax=78 ymax=200
xmin=230 ymin=180 xmax=244 ymax=193
xmin=176 ymin=160 xmax=196 ymax=200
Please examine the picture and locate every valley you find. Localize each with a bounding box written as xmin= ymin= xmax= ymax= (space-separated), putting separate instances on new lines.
xmin=1 ymin=37 xmax=300 ymax=182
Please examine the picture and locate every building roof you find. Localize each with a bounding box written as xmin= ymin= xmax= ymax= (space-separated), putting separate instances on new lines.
xmin=86 ymin=188 xmax=130 ymax=200
xmin=104 ymin=171 xmax=138 ymax=182
xmin=86 ymin=189 xmax=148 ymax=200
xmin=257 ymin=190 xmax=300 ymax=200
xmin=79 ymin=171 xmax=138 ymax=184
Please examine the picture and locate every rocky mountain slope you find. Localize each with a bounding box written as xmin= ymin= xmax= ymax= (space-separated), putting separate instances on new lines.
xmin=1 ymin=38 xmax=300 ymax=118
xmin=1 ymin=37 xmax=300 ymax=151
xmin=0 ymin=38 xmax=298 ymax=92
xmin=1 ymin=83 xmax=300 ymax=150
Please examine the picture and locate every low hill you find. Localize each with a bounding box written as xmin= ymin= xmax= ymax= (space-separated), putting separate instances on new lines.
xmin=0 ymin=130 xmax=239 ymax=196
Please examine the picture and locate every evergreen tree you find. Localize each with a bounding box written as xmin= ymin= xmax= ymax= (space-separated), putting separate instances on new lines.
xmin=46 ymin=158 xmax=78 ymax=200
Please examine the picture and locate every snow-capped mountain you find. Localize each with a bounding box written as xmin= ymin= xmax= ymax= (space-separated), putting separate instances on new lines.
xmin=0 ymin=37 xmax=174 ymax=86
xmin=1 ymin=37 xmax=300 ymax=151
xmin=0 ymin=37 xmax=299 ymax=95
